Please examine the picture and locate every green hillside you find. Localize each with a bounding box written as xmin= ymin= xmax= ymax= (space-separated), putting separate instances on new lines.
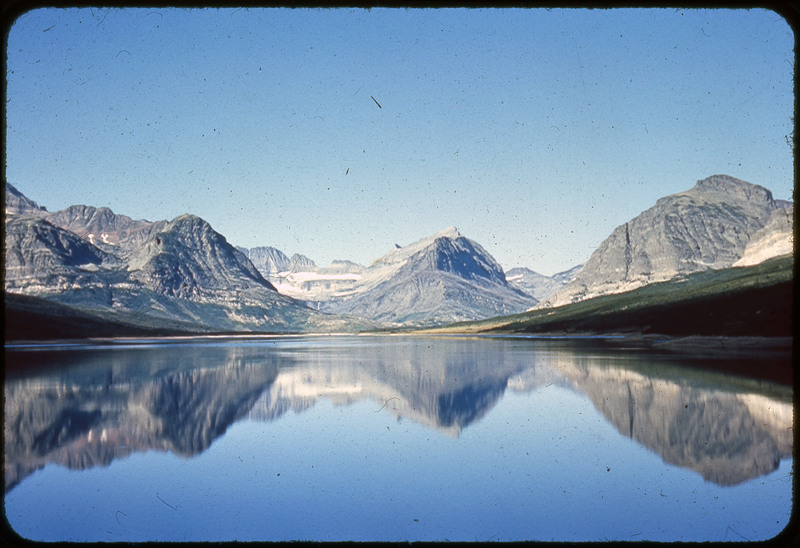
xmin=436 ymin=255 xmax=794 ymax=337
xmin=4 ymin=292 xmax=208 ymax=341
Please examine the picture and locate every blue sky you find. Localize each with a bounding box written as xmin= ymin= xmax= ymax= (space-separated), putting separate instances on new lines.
xmin=5 ymin=8 xmax=794 ymax=275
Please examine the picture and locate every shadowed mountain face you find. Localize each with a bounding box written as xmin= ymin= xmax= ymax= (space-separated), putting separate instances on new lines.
xmin=5 ymin=337 xmax=791 ymax=492
xmin=542 ymin=175 xmax=793 ymax=307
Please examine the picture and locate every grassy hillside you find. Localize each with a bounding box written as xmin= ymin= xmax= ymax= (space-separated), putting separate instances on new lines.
xmin=435 ymin=255 xmax=794 ymax=337
xmin=4 ymin=292 xmax=208 ymax=341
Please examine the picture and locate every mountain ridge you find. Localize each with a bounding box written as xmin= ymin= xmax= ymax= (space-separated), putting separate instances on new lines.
xmin=5 ymin=174 xmax=793 ymax=335
xmin=4 ymin=185 xmax=374 ymax=333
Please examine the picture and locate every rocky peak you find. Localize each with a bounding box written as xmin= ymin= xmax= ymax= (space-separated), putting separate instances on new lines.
xmin=289 ymin=253 xmax=316 ymax=271
xmin=128 ymin=214 xmax=275 ymax=298
xmin=686 ymin=175 xmax=775 ymax=204
xmin=410 ymin=234 xmax=506 ymax=285
xmin=5 ymin=183 xmax=47 ymax=216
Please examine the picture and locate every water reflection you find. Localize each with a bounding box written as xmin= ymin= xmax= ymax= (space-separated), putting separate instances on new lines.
xmin=4 ymin=336 xmax=792 ymax=493
xmin=5 ymin=344 xmax=281 ymax=491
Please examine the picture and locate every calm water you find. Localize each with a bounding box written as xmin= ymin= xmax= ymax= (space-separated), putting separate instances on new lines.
xmin=4 ymin=335 xmax=793 ymax=542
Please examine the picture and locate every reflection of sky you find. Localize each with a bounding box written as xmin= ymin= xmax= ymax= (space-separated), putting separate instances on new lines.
xmin=6 ymin=8 xmax=794 ymax=275
xmin=6 ymin=387 xmax=791 ymax=542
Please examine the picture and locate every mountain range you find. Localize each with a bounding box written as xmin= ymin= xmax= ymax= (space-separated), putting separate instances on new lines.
xmin=3 ymin=174 xmax=793 ymax=337
xmin=4 ymin=185 xmax=373 ymax=334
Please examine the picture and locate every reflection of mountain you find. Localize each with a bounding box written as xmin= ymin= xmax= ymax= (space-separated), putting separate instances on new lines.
xmin=4 ymin=337 xmax=792 ymax=493
xmin=558 ymin=358 xmax=792 ymax=485
xmin=247 ymin=337 xmax=539 ymax=436
xmin=4 ymin=345 xmax=280 ymax=491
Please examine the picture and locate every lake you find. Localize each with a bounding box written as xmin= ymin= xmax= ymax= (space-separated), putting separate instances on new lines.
xmin=3 ymin=334 xmax=793 ymax=542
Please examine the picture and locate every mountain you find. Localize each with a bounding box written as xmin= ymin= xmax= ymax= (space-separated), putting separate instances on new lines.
xmin=240 ymin=227 xmax=536 ymax=325
xmin=319 ymin=227 xmax=537 ymax=325
xmin=45 ymin=204 xmax=168 ymax=256
xmin=5 ymin=183 xmax=48 ymax=216
xmin=239 ymin=246 xmax=292 ymax=277
xmin=540 ymin=175 xmax=793 ymax=308
xmin=4 ymin=184 xmax=374 ymax=335
xmin=434 ymin=254 xmax=793 ymax=342
xmin=505 ymin=264 xmax=583 ymax=302
xmin=239 ymin=247 xmax=366 ymax=302
xmin=733 ymin=203 xmax=794 ymax=267
xmin=127 ymin=214 xmax=277 ymax=298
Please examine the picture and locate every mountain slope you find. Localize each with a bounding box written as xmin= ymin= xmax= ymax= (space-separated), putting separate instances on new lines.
xmin=541 ymin=175 xmax=792 ymax=308
xmin=45 ymin=204 xmax=168 ymax=256
xmin=5 ymin=183 xmax=48 ymax=216
xmin=127 ymin=214 xmax=277 ymax=298
xmin=434 ymin=255 xmax=792 ymax=338
xmin=322 ymin=227 xmax=537 ymax=325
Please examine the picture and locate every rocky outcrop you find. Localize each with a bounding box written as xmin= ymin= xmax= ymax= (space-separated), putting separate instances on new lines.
xmin=541 ymin=175 xmax=792 ymax=308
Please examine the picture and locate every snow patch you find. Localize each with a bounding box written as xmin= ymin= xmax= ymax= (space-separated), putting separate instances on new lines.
xmin=278 ymin=271 xmax=362 ymax=283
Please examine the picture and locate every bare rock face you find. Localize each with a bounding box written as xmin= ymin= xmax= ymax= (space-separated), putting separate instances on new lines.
xmin=45 ymin=204 xmax=168 ymax=257
xmin=733 ymin=203 xmax=793 ymax=267
xmin=127 ymin=214 xmax=275 ymax=299
xmin=240 ymin=246 xmax=293 ymax=277
xmin=5 ymin=183 xmax=48 ymax=217
xmin=541 ymin=175 xmax=792 ymax=308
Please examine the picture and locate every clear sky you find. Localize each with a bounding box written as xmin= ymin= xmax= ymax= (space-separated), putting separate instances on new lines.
xmin=5 ymin=7 xmax=794 ymax=275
